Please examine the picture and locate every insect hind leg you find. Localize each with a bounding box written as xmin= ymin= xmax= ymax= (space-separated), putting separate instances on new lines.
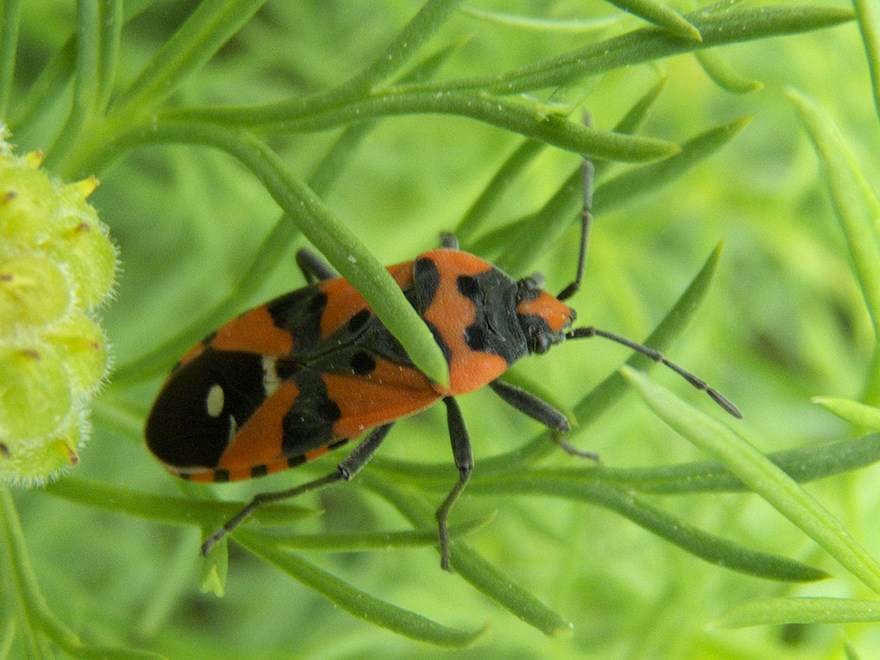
xmin=200 ymin=423 xmax=393 ymax=556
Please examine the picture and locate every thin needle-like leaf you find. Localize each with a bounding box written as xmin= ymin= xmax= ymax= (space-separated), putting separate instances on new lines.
xmin=468 ymin=473 xmax=827 ymax=582
xmin=605 ymin=0 xmax=702 ymax=41
xmin=363 ymin=474 xmax=573 ymax=637
xmin=623 ymin=366 xmax=880 ymax=595
xmin=236 ymin=532 xmax=488 ymax=647
xmin=789 ymin=89 xmax=880 ymax=338
xmin=715 ymin=596 xmax=880 ymax=628
xmin=696 ymin=50 xmax=763 ymax=93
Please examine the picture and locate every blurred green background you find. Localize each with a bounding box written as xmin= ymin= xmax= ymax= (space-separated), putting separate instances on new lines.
xmin=4 ymin=0 xmax=880 ymax=657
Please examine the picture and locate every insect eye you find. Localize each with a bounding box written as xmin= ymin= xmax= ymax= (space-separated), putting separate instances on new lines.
xmin=532 ymin=333 xmax=551 ymax=354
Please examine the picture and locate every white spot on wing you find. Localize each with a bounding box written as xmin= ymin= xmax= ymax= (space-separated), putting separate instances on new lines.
xmin=206 ymin=384 xmax=224 ymax=418
xmin=262 ymin=355 xmax=282 ymax=396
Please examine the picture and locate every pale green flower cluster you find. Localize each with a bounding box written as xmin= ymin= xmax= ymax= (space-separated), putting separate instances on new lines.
xmin=0 ymin=129 xmax=117 ymax=484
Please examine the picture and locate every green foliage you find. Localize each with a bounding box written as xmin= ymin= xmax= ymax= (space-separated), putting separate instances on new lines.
xmin=2 ymin=0 xmax=879 ymax=656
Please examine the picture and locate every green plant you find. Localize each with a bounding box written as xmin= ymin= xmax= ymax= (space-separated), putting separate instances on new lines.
xmin=2 ymin=0 xmax=878 ymax=656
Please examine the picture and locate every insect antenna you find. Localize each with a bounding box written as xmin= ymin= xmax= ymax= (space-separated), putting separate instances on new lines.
xmin=565 ymin=326 xmax=742 ymax=418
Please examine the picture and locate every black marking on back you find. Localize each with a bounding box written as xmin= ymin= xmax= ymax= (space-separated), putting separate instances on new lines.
xmin=276 ymin=358 xmax=298 ymax=381
xmin=282 ymin=369 xmax=342 ymax=452
xmin=350 ymin=350 xmax=376 ymax=375
xmin=348 ymin=309 xmax=371 ymax=334
xmin=311 ymin=311 xmax=420 ymax=373
xmin=265 ymin=286 xmax=327 ymax=353
xmin=424 ymin=319 xmax=453 ymax=365
xmin=145 ymin=349 xmax=267 ymax=469
xmin=413 ymin=257 xmax=441 ymax=314
xmin=459 ymin=268 xmax=527 ymax=365
xmin=457 ymin=275 xmax=481 ymax=300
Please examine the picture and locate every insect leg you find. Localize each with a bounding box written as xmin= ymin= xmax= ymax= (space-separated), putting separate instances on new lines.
xmin=200 ymin=423 xmax=394 ymax=556
xmin=436 ymin=396 xmax=473 ymax=571
xmin=489 ymin=379 xmax=599 ymax=461
xmin=296 ymin=248 xmax=339 ymax=283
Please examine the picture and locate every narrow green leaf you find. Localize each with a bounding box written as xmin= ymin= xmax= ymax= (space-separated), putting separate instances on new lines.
xmin=594 ymin=115 xmax=752 ymax=214
xmin=373 ymin=434 xmax=880 ymax=498
xmin=606 ymin=0 xmax=702 ymax=41
xmin=334 ymin=0 xmax=462 ymax=97
xmin=459 ymin=4 xmax=620 ymax=34
xmin=164 ymin=94 xmax=678 ymax=163
xmin=715 ymin=597 xmax=880 ymax=628
xmin=854 ymin=0 xmax=880 ymax=120
xmin=696 ymin=50 xmax=763 ymax=93
xmin=116 ymin=115 xmax=383 ymax=386
xmin=449 ymin=545 xmax=575 ymax=637
xmin=484 ymin=111 xmax=736 ymax=274
xmin=11 ymin=1 xmax=155 ymax=132
xmin=470 ymin=472 xmax=827 ymax=582
xmin=493 ymin=165 xmax=583 ymax=275
xmin=236 ymin=533 xmax=487 ymax=647
xmin=266 ymin=513 xmax=495 ymax=551
xmin=813 ymin=397 xmax=880 ymax=431
xmin=1 ymin=487 xmax=53 ymax=649
xmin=463 ymin=4 xmax=855 ymax=94
xmin=622 ymin=366 xmax=880 ymax=594
xmin=466 ymin=75 xmax=666 ymax=258
xmin=610 ymin=75 xmax=667 ymax=136
xmin=44 ymin=477 xmax=317 ymax=529
xmin=789 ymin=89 xmax=880 ymax=339
xmin=363 ymin=474 xmax=573 ymax=636
xmin=109 ymin=124 xmax=451 ymax=386
xmin=600 ymin=433 xmax=880 ymax=493
xmin=570 ymin=244 xmax=722 ymax=426
xmin=455 ymin=139 xmax=547 ymax=245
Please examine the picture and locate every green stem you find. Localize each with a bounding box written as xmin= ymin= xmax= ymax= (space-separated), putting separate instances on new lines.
xmin=854 ymin=0 xmax=880 ymax=122
xmin=111 ymin=0 xmax=267 ymax=114
xmin=0 ymin=0 xmax=21 ymax=119
xmin=161 ymin=92 xmax=676 ymax=162
xmin=401 ymin=3 xmax=855 ymax=95
xmin=330 ymin=0 xmax=463 ymax=98
xmin=44 ymin=0 xmax=101 ymax=168
xmin=96 ymin=0 xmax=123 ymax=112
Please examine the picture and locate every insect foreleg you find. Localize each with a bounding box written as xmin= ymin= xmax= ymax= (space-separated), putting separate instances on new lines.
xmin=295 ymin=248 xmax=338 ymax=283
xmin=489 ymin=379 xmax=599 ymax=461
